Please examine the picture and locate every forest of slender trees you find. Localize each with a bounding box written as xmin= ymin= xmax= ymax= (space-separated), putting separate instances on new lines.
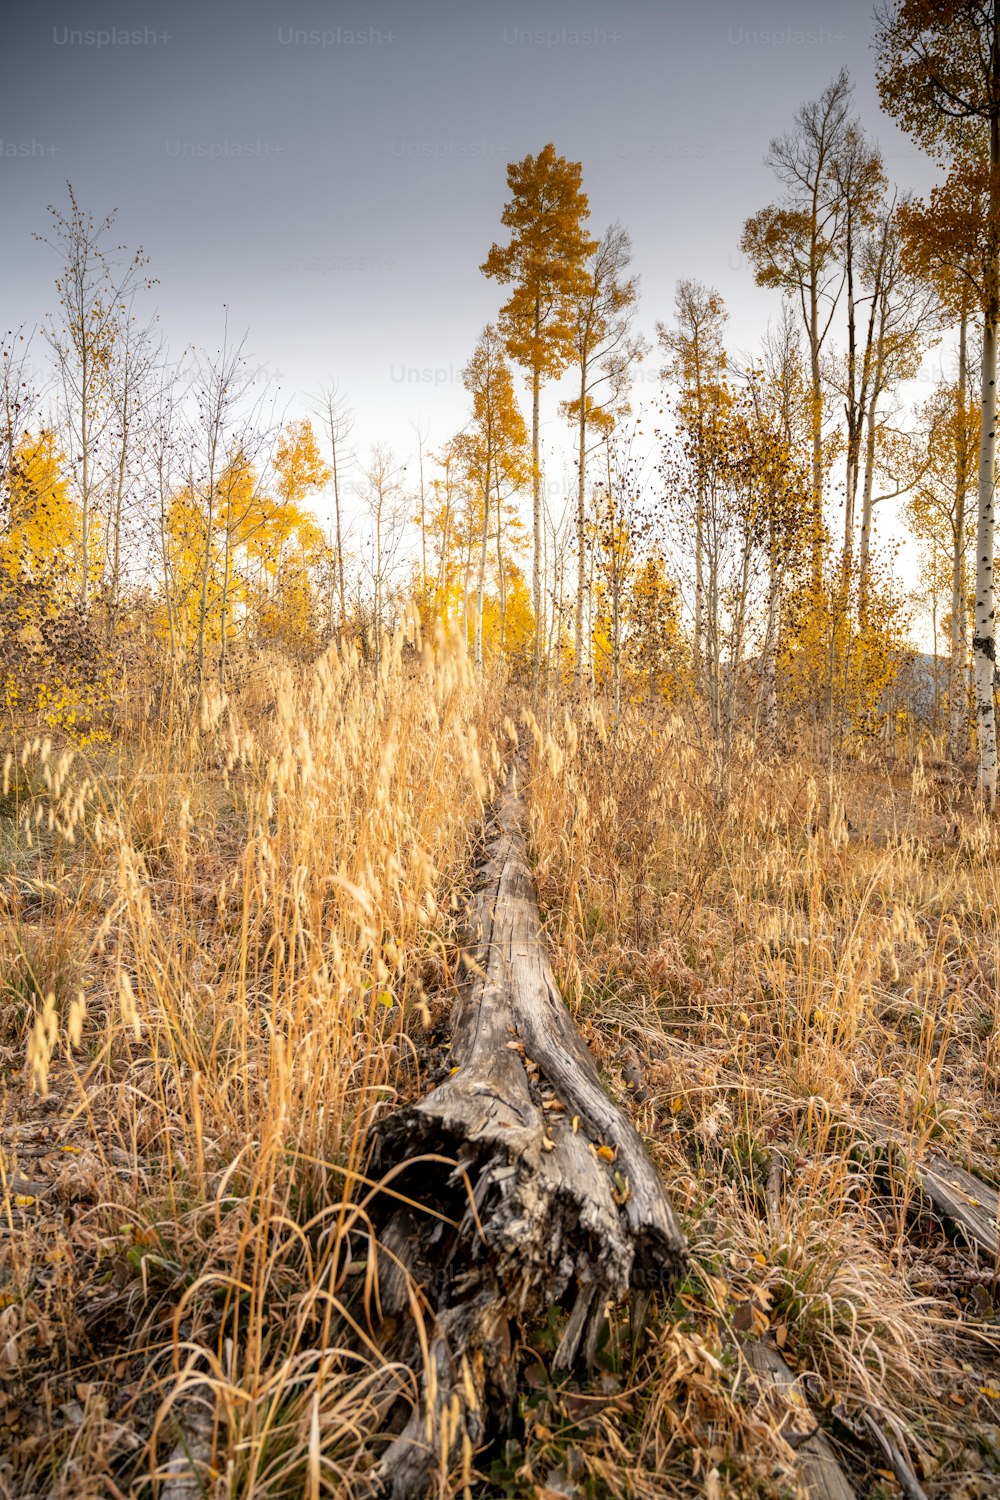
xmin=3 ymin=2 xmax=999 ymax=795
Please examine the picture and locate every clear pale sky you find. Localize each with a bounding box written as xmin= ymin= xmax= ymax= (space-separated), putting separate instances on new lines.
xmin=2 ymin=0 xmax=950 ymax=610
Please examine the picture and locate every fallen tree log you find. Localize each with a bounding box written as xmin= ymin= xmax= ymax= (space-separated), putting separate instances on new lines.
xmin=917 ymin=1154 xmax=999 ymax=1259
xmin=744 ymin=1340 xmax=933 ymax=1500
xmin=743 ymin=1342 xmax=855 ymax=1500
xmin=853 ymin=1126 xmax=1000 ymax=1259
xmin=369 ymin=761 xmax=687 ymax=1496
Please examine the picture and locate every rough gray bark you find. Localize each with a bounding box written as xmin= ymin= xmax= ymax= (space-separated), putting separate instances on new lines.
xmin=371 ymin=762 xmax=686 ymax=1496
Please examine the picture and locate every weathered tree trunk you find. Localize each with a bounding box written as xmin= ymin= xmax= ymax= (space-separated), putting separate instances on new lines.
xmin=371 ymin=762 xmax=686 ymax=1496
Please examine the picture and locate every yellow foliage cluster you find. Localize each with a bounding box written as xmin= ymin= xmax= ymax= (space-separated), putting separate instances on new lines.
xmin=1 ymin=431 xmax=110 ymax=739
xmin=164 ymin=420 xmax=333 ymax=660
xmin=778 ymin=569 xmax=909 ymax=743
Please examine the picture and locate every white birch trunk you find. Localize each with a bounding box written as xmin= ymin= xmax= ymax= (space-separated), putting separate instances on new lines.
xmin=950 ymin=310 xmax=970 ymax=763
xmin=974 ymin=315 xmax=998 ymax=803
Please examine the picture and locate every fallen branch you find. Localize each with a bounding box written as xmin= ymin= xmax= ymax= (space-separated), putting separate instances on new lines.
xmin=744 ymin=1341 xmax=855 ymax=1500
xmin=916 ymin=1154 xmax=999 ymax=1259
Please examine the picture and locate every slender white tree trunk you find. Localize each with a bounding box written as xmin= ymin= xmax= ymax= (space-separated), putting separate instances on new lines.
xmin=495 ymin=475 xmax=508 ymax=652
xmin=531 ymin=316 xmax=542 ymax=680
xmin=694 ymin=490 xmax=704 ymax=676
xmin=574 ymin=364 xmax=587 ymax=686
xmin=974 ymin=317 xmax=998 ymax=804
xmin=474 ymin=480 xmax=489 ymax=667
xmin=332 ymin=440 xmax=346 ymax=626
xmin=587 ymin=538 xmax=597 ymax=687
xmin=763 ymin=543 xmax=780 ymax=737
xmin=809 ymin=285 xmax=824 ymax=588
xmin=858 ymin=357 xmax=883 ymax=610
xmin=950 ymin=310 xmax=970 ymax=762
xmin=974 ymin=102 xmax=1000 ymax=804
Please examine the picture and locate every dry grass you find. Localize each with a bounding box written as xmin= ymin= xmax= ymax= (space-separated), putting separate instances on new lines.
xmin=4 ymin=657 xmax=1000 ymax=1497
xmin=525 ymin=703 xmax=1000 ymax=1497
xmin=0 ymin=628 xmax=501 ymax=1498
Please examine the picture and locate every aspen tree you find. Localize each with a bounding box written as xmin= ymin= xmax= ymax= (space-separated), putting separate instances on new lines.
xmin=900 ymin=155 xmax=987 ymax=756
xmin=877 ymin=0 xmax=1000 ymax=802
xmin=657 ymin=280 xmax=728 ymax=678
xmin=742 ymin=71 xmax=854 ymax=585
xmin=481 ymin=144 xmax=597 ymax=675
xmin=38 ymin=186 xmax=151 ymax=611
xmin=562 ymin=223 xmax=644 ymax=686
xmin=453 ymin=327 xmax=529 ymax=667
